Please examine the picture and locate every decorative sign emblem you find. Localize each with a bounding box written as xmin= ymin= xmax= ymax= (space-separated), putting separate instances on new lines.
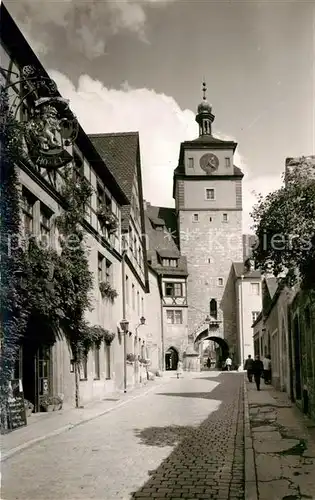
xmin=1 ymin=64 xmax=78 ymax=170
xmin=200 ymin=153 xmax=219 ymax=174
xmin=24 ymin=96 xmax=78 ymax=169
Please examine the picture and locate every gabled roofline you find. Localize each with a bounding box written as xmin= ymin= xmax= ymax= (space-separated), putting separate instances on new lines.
xmin=89 ymin=132 xmax=139 ymax=138
xmin=252 ymin=311 xmax=263 ymax=328
xmin=135 ymin=134 xmax=150 ymax=293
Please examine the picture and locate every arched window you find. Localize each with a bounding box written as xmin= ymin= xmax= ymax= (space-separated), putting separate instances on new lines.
xmin=210 ymin=299 xmax=217 ymax=319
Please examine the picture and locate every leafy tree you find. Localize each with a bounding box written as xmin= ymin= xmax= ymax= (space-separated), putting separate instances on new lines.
xmin=54 ymin=165 xmax=95 ymax=407
xmin=0 ymin=87 xmax=31 ymax=412
xmin=251 ymin=157 xmax=315 ymax=289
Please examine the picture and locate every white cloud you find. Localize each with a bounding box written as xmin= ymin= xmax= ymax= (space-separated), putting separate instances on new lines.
xmin=49 ymin=70 xmax=283 ymax=234
xmin=8 ymin=0 xmax=178 ymax=58
xmin=242 ymin=174 xmax=283 ymax=233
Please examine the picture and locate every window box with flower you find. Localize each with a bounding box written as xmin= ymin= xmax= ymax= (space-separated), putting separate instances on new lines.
xmin=96 ymin=205 xmax=119 ymax=234
xmin=99 ymin=281 xmax=118 ymax=302
xmin=138 ymin=357 xmax=147 ymax=365
xmin=39 ymin=395 xmax=63 ymax=412
xmin=126 ymin=353 xmax=136 ymax=364
xmin=103 ymin=329 xmax=115 ymax=345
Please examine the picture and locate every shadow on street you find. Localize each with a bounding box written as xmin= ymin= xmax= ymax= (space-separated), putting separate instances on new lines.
xmin=131 ymin=373 xmax=244 ymax=499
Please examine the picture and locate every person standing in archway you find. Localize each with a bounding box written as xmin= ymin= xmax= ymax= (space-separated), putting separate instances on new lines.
xmin=225 ymin=355 xmax=232 ymax=371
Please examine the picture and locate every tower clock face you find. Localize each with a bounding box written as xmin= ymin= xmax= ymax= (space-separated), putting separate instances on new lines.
xmin=200 ymin=153 xmax=219 ymax=174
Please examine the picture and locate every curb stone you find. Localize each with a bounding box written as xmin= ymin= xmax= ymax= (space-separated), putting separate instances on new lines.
xmin=1 ymin=382 xmax=163 ymax=463
xmin=244 ymin=379 xmax=258 ymax=500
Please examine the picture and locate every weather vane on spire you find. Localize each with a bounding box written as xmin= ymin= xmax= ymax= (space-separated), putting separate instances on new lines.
xmin=202 ymin=81 xmax=207 ymax=101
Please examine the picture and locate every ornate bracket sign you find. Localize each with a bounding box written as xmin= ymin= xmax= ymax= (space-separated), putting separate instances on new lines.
xmin=1 ymin=64 xmax=78 ymax=170
xmin=24 ymin=95 xmax=78 ymax=169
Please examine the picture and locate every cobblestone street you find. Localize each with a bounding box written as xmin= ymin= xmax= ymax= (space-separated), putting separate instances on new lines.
xmin=2 ymin=372 xmax=244 ymax=500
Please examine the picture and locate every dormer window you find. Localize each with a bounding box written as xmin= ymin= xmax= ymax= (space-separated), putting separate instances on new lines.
xmin=150 ymin=217 xmax=165 ymax=231
xmin=162 ymin=258 xmax=178 ymax=267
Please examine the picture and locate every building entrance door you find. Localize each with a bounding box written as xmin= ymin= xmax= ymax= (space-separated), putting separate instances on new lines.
xmin=22 ymin=344 xmax=52 ymax=412
xmin=165 ymin=347 xmax=178 ymax=370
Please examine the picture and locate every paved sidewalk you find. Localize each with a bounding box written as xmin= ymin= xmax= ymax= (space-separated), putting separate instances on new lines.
xmin=0 ymin=377 xmax=167 ymax=461
xmin=244 ymin=380 xmax=315 ymax=500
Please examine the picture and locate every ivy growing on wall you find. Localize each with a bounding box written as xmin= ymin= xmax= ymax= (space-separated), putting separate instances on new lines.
xmin=0 ymin=87 xmax=31 ymax=407
xmin=0 ymin=85 xmax=113 ymax=411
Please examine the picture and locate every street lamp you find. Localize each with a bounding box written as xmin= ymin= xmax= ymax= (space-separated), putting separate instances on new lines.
xmin=120 ymin=319 xmax=129 ymax=333
xmin=120 ymin=319 xmax=129 ymax=393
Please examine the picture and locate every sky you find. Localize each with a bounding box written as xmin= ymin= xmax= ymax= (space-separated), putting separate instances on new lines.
xmin=5 ymin=0 xmax=315 ymax=233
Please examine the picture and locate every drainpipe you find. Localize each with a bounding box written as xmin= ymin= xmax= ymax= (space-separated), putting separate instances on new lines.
xmin=240 ymin=275 xmax=245 ymax=369
xmin=160 ymin=275 xmax=165 ymax=371
xmin=287 ymin=303 xmax=294 ymax=402
xmin=121 ymin=249 xmax=127 ymax=393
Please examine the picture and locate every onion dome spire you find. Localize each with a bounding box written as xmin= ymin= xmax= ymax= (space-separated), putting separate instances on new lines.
xmin=196 ymin=81 xmax=215 ymax=136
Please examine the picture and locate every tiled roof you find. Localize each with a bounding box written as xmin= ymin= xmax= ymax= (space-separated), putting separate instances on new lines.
xmin=265 ymin=277 xmax=279 ymax=299
xmin=233 ymin=262 xmax=261 ymax=279
xmin=190 ymin=135 xmax=227 ymax=144
xmin=121 ymin=205 xmax=131 ymax=232
xmin=89 ymin=132 xmax=140 ymax=232
xmin=89 ymin=132 xmax=139 ymax=201
xmin=149 ymin=216 xmax=165 ymax=226
xmin=145 ymin=204 xmax=188 ymax=276
xmin=233 ymin=165 xmax=243 ymax=176
xmin=157 ymin=248 xmax=180 ymax=259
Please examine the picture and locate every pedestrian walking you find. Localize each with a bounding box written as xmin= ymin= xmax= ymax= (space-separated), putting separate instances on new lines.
xmin=263 ymin=355 xmax=272 ymax=384
xmin=206 ymin=357 xmax=211 ymax=369
xmin=225 ymin=356 xmax=232 ymax=371
xmin=176 ymin=360 xmax=183 ymax=379
xmin=252 ymin=355 xmax=264 ymax=391
xmin=244 ymin=355 xmax=254 ymax=382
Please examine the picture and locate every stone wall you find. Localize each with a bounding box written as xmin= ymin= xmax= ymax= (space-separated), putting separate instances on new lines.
xmin=291 ymin=290 xmax=315 ymax=420
xmin=221 ymin=266 xmax=238 ymax=360
xmin=179 ymin=210 xmax=243 ymax=339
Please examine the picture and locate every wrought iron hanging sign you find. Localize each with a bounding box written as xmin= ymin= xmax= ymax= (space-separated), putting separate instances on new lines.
xmin=1 ymin=64 xmax=79 ymax=170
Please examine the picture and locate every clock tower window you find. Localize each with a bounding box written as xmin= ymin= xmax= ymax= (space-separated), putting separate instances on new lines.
xmin=205 ymin=188 xmax=215 ymax=201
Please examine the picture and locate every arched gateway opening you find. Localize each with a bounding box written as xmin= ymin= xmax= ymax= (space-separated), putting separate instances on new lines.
xmin=165 ymin=347 xmax=179 ymax=371
xmin=194 ymin=329 xmax=230 ymax=370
